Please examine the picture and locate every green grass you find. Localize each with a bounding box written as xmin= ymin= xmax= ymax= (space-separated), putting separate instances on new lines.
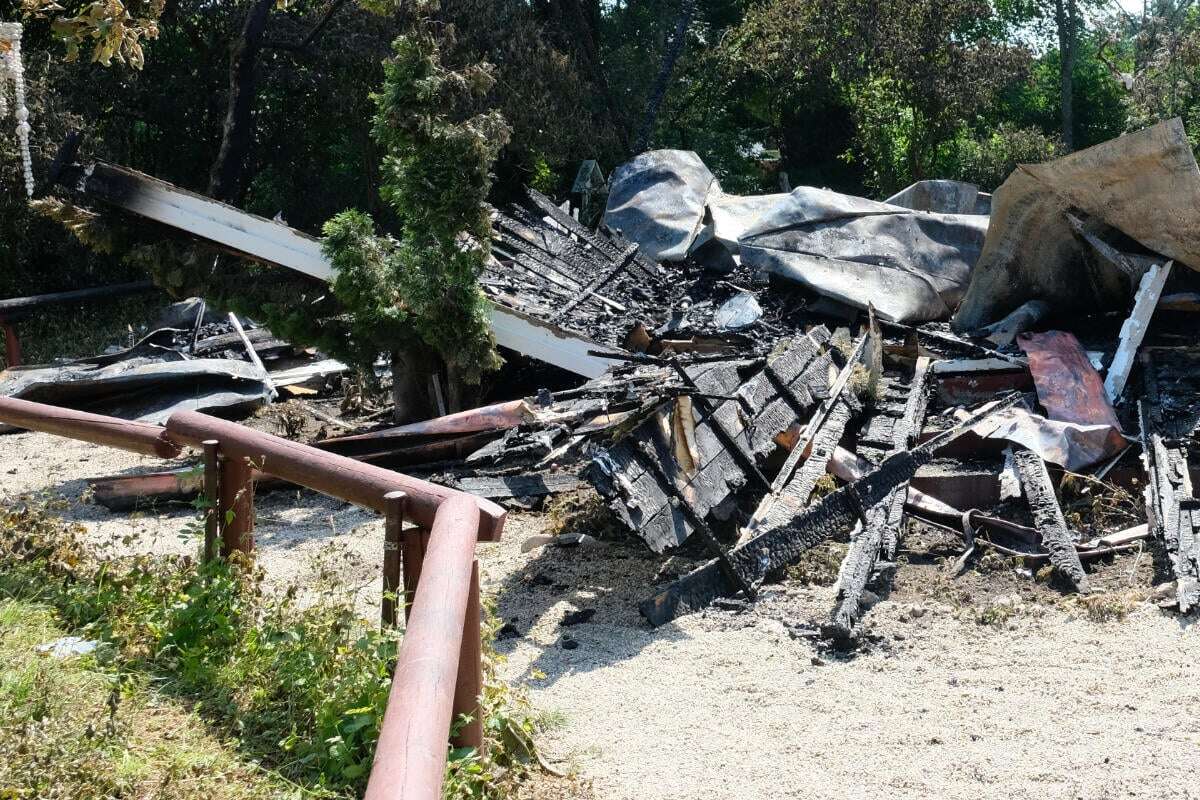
xmin=0 ymin=598 xmax=296 ymax=800
xmin=0 ymin=500 xmax=540 ymax=799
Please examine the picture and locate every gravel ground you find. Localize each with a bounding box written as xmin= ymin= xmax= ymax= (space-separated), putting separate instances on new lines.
xmin=3 ymin=430 xmax=1199 ymax=800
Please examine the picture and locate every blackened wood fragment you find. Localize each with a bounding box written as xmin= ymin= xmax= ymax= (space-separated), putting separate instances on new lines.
xmin=829 ymin=357 xmax=931 ymax=639
xmin=1012 ymin=446 xmax=1089 ymax=593
xmin=640 ymin=393 xmax=1022 ymax=626
xmin=1138 ymin=355 xmax=1200 ymax=611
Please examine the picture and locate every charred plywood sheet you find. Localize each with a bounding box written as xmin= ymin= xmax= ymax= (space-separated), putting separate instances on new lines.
xmin=738 ymin=326 xmax=835 ymax=458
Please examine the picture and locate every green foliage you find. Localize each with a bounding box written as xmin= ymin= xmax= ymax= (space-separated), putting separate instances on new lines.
xmin=0 ymin=500 xmax=539 ymax=798
xmin=942 ymin=123 xmax=1064 ymax=191
xmin=22 ymin=0 xmax=166 ymax=68
xmin=321 ymin=12 xmax=510 ymax=383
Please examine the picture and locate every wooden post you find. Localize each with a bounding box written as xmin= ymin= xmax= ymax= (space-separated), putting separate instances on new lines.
xmin=401 ymin=525 xmax=430 ymax=624
xmin=202 ymin=440 xmax=220 ymax=563
xmin=382 ymin=491 xmax=407 ymax=629
xmin=450 ymin=559 xmax=484 ymax=751
xmin=218 ymin=455 xmax=255 ymax=555
xmin=1 ymin=318 xmax=20 ymax=367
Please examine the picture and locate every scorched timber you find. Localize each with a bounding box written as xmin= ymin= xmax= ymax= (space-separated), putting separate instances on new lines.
xmin=1139 ymin=354 xmax=1200 ymax=611
xmin=640 ymin=393 xmax=1022 ymax=626
xmin=1012 ymin=446 xmax=1089 ymax=593
xmin=829 ymin=356 xmax=932 ymax=639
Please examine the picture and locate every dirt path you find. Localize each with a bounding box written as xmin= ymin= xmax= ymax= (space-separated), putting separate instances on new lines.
xmin=4 ymin=430 xmax=1198 ymax=800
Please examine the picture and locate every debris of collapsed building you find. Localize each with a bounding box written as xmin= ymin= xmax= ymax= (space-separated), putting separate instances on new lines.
xmin=12 ymin=117 xmax=1200 ymax=643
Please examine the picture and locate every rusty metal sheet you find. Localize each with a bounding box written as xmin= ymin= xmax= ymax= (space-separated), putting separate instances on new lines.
xmin=1017 ymin=330 xmax=1121 ymax=430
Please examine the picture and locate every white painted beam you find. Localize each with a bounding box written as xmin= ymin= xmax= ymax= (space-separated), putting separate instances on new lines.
xmin=1105 ymin=260 xmax=1173 ymax=403
xmin=81 ymin=162 xmax=619 ymax=379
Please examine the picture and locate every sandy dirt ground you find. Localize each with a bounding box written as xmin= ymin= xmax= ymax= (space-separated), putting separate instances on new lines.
xmin=3 ymin=430 xmax=1199 ymax=800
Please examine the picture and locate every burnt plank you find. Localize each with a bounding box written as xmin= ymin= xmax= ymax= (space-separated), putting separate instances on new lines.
xmin=829 ymin=356 xmax=932 ymax=638
xmin=1012 ymin=446 xmax=1089 ymax=593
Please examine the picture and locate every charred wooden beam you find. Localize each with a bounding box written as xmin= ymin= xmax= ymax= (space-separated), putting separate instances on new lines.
xmin=1138 ymin=354 xmax=1200 ymax=611
xmin=551 ymin=244 xmax=639 ymax=321
xmin=1012 ymin=446 xmax=1089 ymax=593
xmin=641 ymin=393 xmax=1021 ymax=625
xmin=828 ymin=357 xmax=931 ymax=640
xmin=739 ymin=331 xmax=869 ymax=546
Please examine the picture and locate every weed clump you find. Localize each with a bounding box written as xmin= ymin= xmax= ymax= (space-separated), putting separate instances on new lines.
xmin=545 ymin=490 xmax=621 ymax=540
xmin=786 ymin=540 xmax=847 ymax=587
xmin=0 ymin=500 xmax=540 ymax=798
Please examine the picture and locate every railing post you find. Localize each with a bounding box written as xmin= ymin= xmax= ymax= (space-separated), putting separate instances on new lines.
xmin=218 ymin=455 xmax=255 ymax=556
xmin=1 ymin=317 xmax=20 ymax=367
xmin=451 ymin=559 xmax=484 ymax=751
xmin=202 ymin=440 xmax=220 ymax=563
xmin=382 ymin=491 xmax=408 ymax=629
xmin=401 ymin=525 xmax=430 ymax=625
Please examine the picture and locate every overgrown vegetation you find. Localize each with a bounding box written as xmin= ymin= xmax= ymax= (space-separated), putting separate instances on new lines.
xmin=0 ymin=500 xmax=540 ymax=798
xmin=0 ymin=598 xmax=292 ymax=800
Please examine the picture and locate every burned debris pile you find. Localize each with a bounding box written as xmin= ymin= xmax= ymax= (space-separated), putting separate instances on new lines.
xmin=12 ymin=118 xmax=1200 ymax=642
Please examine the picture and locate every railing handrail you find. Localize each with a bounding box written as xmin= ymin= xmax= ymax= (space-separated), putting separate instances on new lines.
xmin=364 ymin=494 xmax=480 ymax=799
xmin=0 ymin=395 xmax=180 ymax=458
xmin=0 ymin=397 xmax=501 ymax=800
xmin=165 ymin=410 xmax=505 ymax=540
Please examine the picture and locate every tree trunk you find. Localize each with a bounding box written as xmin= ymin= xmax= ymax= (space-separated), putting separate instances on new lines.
xmin=634 ymin=0 xmax=696 ymax=154
xmin=391 ymin=348 xmax=434 ymax=424
xmin=1055 ymin=0 xmax=1076 ymax=151
xmin=208 ymin=0 xmax=276 ymax=202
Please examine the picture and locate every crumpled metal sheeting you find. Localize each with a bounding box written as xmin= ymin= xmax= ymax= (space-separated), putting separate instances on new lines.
xmin=0 ymin=357 xmax=272 ymax=424
xmin=603 ymin=150 xmax=718 ymax=263
xmin=953 ymin=118 xmax=1200 ymax=331
xmin=738 ymin=187 xmax=989 ymax=323
xmin=706 ymin=191 xmax=788 ymax=250
xmin=884 ymin=179 xmax=984 ymax=215
xmin=970 ymin=405 xmax=1125 ymax=472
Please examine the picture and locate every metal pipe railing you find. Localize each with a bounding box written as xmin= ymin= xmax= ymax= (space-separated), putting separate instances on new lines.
xmin=0 ymin=397 xmax=501 ymax=800
xmin=165 ymin=410 xmax=505 ymax=540
xmin=364 ymin=494 xmax=480 ymax=799
xmin=0 ymin=395 xmax=181 ymax=458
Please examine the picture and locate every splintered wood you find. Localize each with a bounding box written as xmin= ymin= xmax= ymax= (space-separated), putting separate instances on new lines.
xmin=1011 ymin=446 xmax=1089 ymax=593
xmin=639 ymin=393 xmax=1023 ymax=626
xmin=829 ymin=356 xmax=932 ymax=638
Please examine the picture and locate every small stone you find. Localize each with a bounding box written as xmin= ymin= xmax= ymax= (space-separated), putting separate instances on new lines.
xmin=497 ymin=622 xmax=520 ymax=640
xmin=561 ymin=637 xmax=580 ymax=650
xmin=561 ymin=608 xmax=596 ymax=627
xmin=556 ymin=532 xmax=605 ymax=548
xmin=811 ymin=656 xmax=825 ymax=667
xmin=520 ymin=534 xmax=556 ymax=553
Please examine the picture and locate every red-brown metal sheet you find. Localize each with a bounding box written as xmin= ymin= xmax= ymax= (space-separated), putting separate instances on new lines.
xmin=1017 ymin=331 xmax=1121 ymax=430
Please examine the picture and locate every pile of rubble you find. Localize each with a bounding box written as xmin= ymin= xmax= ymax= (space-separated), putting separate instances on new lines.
xmin=15 ymin=117 xmax=1200 ymax=642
